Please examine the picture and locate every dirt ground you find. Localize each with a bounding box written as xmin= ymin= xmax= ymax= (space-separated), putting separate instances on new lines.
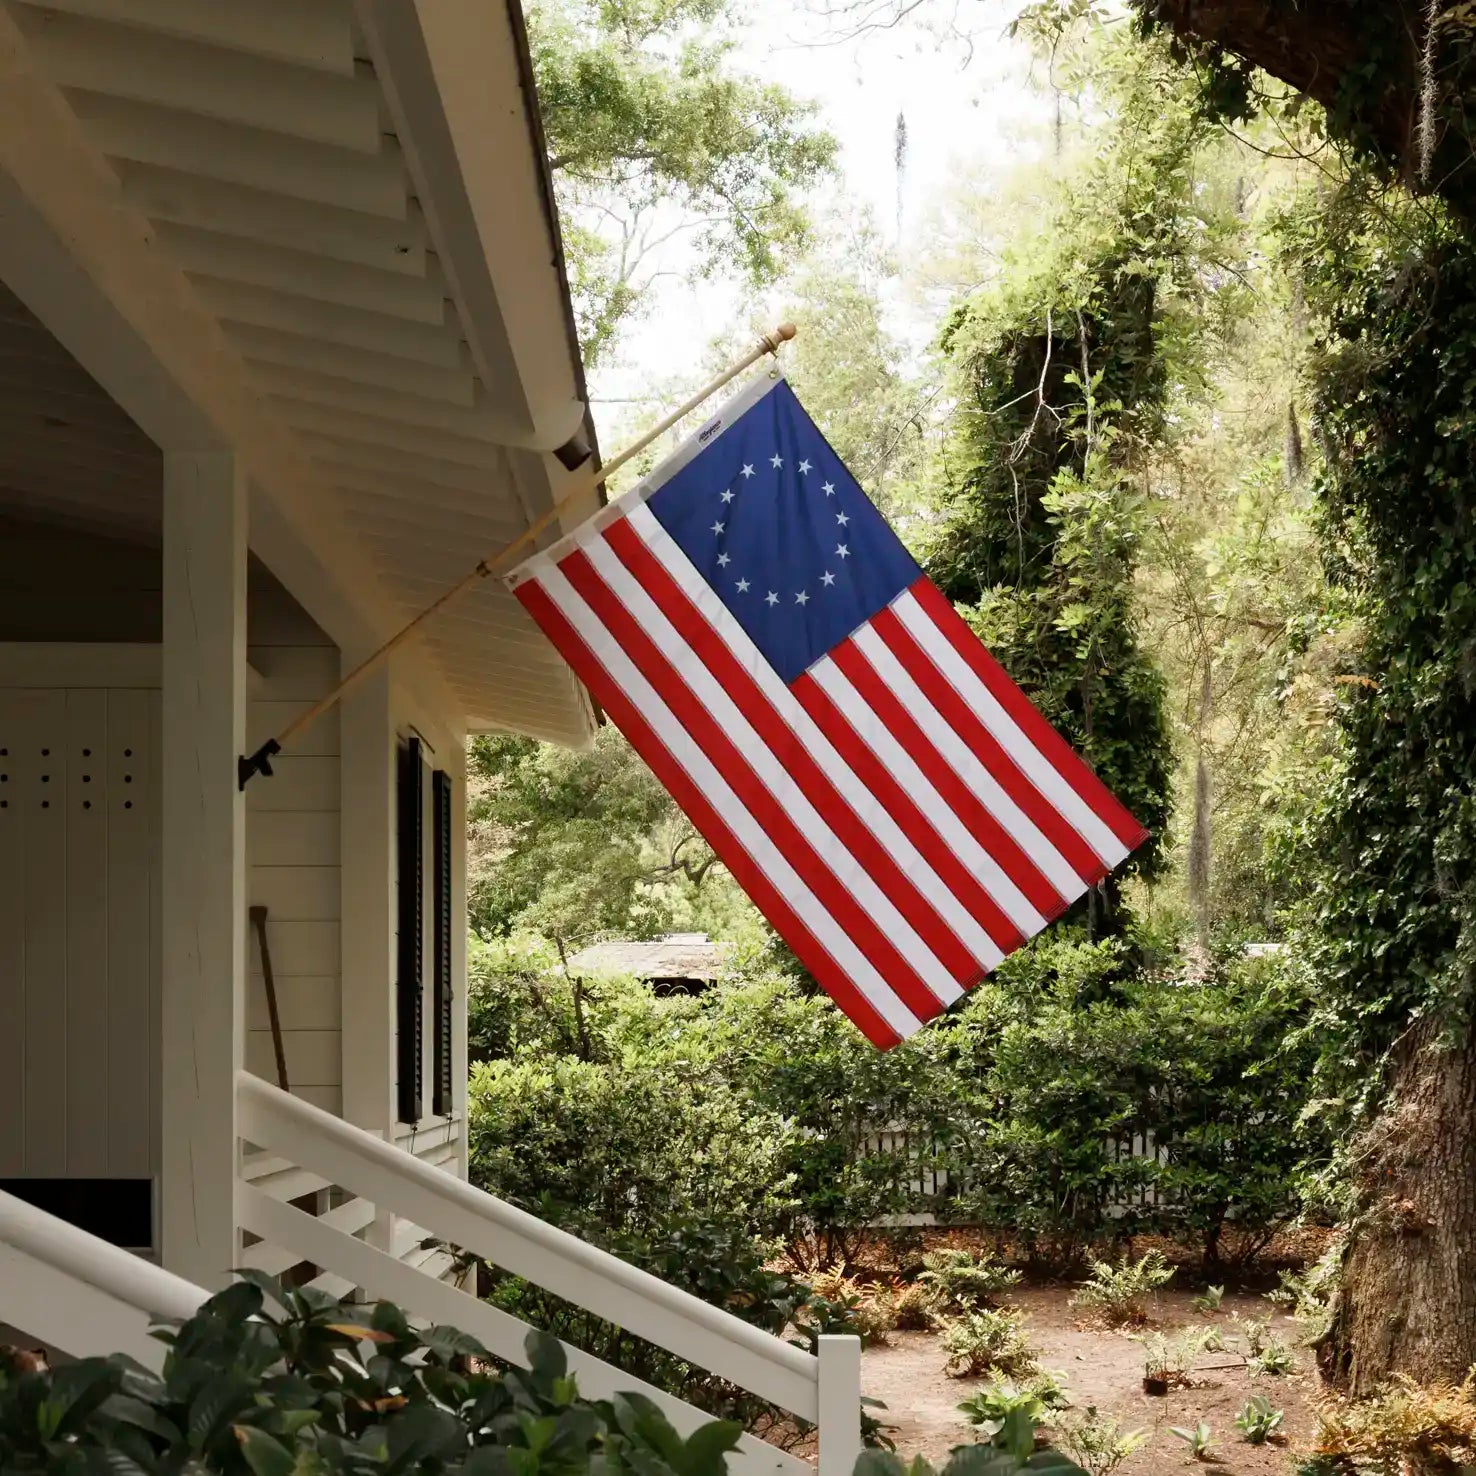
xmin=861 ymin=1286 xmax=1318 ymax=1475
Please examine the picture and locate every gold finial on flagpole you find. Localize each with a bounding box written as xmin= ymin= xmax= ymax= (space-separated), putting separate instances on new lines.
xmin=239 ymin=322 xmax=799 ymax=786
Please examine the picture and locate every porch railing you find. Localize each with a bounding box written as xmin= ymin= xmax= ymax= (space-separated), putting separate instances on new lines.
xmin=236 ymin=1071 xmax=861 ymax=1476
xmin=0 ymin=1188 xmax=206 ymax=1371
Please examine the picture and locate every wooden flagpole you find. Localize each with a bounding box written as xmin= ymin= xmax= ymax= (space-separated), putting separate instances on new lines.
xmin=239 ymin=322 xmax=797 ymax=786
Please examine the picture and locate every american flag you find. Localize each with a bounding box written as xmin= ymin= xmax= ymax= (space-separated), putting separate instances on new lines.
xmin=508 ymin=375 xmax=1147 ymax=1048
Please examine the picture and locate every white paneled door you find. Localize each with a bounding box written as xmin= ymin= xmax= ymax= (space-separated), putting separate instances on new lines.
xmin=0 ymin=686 xmax=160 ymax=1212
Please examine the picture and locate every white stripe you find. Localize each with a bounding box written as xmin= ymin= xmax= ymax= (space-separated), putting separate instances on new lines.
xmin=809 ymin=656 xmax=1048 ymax=937
xmin=581 ymin=535 xmax=963 ymax=1005
xmin=627 ymin=504 xmax=1005 ymax=970
xmin=534 ymin=565 xmax=923 ymax=1039
xmin=893 ymin=590 xmax=1130 ymax=867
xmin=852 ymin=624 xmax=1086 ymax=904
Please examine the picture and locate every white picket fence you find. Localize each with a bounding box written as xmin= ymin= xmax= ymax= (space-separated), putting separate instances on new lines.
xmin=858 ymin=1123 xmax=1173 ymax=1225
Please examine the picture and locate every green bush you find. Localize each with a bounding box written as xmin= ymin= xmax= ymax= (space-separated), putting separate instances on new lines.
xmin=940 ymin=1309 xmax=1038 ymax=1379
xmin=0 ymin=1273 xmax=741 ymax=1476
xmin=919 ymin=1250 xmax=1021 ymax=1314
xmin=1070 ymin=1250 xmax=1174 ymax=1325
xmin=467 ymin=1053 xmax=796 ymax=1242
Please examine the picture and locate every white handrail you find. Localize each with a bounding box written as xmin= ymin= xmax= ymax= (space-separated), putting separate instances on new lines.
xmin=236 ymin=1071 xmax=819 ymax=1414
xmin=0 ymin=1189 xmax=207 ymax=1368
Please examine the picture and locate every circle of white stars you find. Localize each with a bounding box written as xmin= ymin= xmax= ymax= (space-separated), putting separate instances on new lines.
xmin=711 ymin=452 xmax=855 ymax=609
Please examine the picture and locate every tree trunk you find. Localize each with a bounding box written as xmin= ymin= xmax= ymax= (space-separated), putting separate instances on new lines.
xmin=1319 ymin=1013 xmax=1476 ymax=1395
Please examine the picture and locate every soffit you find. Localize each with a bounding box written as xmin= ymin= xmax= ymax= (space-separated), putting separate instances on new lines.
xmin=0 ymin=0 xmax=596 ymax=747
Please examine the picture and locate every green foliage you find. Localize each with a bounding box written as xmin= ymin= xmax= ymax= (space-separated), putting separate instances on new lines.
xmin=957 ymin=1382 xmax=1052 ymax=1463
xmin=527 ymin=0 xmax=835 ymax=359
xmin=1247 ymin=1336 xmax=1297 ymax=1378
xmin=1189 ymin=1285 xmax=1224 ymax=1313
xmin=0 ymin=1275 xmax=741 ymax=1476
xmin=940 ymin=1310 xmax=1038 ymax=1380
xmin=1235 ymin=1396 xmax=1285 ymax=1444
xmin=467 ymin=1051 xmax=795 ymax=1242
xmin=930 ymin=36 xmax=1231 ymax=921
xmin=1137 ymin=1329 xmax=1211 ymax=1388
xmin=919 ymin=1251 xmax=1022 ymax=1315
xmin=856 ymin=1444 xmax=1088 ymax=1476
xmin=1273 ymin=191 xmax=1476 ymax=1137
xmin=1069 ymin=1250 xmax=1173 ymax=1325
xmin=1169 ymin=1421 xmax=1217 ymax=1459
xmin=1056 ymin=1408 xmax=1148 ymax=1476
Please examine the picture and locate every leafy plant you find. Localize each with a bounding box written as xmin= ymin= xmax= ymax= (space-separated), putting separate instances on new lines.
xmin=1169 ymin=1421 xmax=1217 ymax=1460
xmin=1190 ymin=1285 xmax=1224 ymax=1313
xmin=1247 ymin=1336 xmax=1297 ymax=1377
xmin=921 ymin=1250 xmax=1023 ymax=1314
xmin=941 ymin=1310 xmax=1039 ymax=1379
xmin=890 ymin=1280 xmax=936 ymax=1331
xmin=1313 ymin=1374 xmax=1476 ymax=1472
xmin=857 ymin=1443 xmax=1088 ymax=1476
xmin=1057 ymin=1408 xmax=1149 ymax=1476
xmin=1138 ymin=1329 xmax=1209 ymax=1392
xmin=958 ymin=1381 xmax=1051 ymax=1463
xmin=0 ymin=1274 xmax=744 ymax=1475
xmin=1071 ymin=1250 xmax=1175 ymax=1325
xmin=1235 ymin=1396 xmax=1285 ymax=1444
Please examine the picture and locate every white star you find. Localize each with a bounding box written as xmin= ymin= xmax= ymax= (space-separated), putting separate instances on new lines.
xmin=836 ymin=511 xmax=850 ymax=526
xmin=736 ymin=578 xmax=750 ymax=593
xmin=720 ymin=488 xmax=735 ymax=503
xmin=717 ymin=552 xmax=731 ymax=567
xmin=821 ymin=570 xmax=836 ymax=586
xmin=795 ymin=590 xmax=809 ymax=605
xmin=836 ymin=543 xmax=850 ymax=559
xmin=798 ymin=459 xmax=812 ymax=474
xmin=823 ymin=481 xmax=836 ymax=497
xmin=770 ymin=453 xmax=783 ymax=469
xmin=741 ymin=464 xmax=755 ymax=479
xmin=765 ymin=590 xmax=779 ymax=606
xmin=710 ymin=520 xmax=725 ymax=534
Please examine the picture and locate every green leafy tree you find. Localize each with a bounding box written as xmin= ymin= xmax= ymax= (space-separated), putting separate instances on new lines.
xmin=529 ymin=0 xmax=837 ymax=360
xmin=927 ymin=35 xmax=1229 ymax=931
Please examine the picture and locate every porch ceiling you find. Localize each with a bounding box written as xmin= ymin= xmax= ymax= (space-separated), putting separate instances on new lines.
xmin=0 ymin=0 xmax=598 ymax=747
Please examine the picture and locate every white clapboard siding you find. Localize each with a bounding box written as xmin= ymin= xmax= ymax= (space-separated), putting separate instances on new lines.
xmin=0 ymin=685 xmax=159 ymax=1180
xmin=245 ymin=574 xmax=342 ymax=1119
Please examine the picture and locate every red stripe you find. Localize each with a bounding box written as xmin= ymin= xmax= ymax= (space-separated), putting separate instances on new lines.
xmin=515 ymin=577 xmax=902 ymax=1048
xmin=910 ymin=578 xmax=1149 ymax=850
xmin=791 ymin=672 xmax=1025 ymax=956
xmin=557 ymin=545 xmax=948 ymax=1025
xmin=604 ymin=518 xmax=981 ymax=988
xmin=870 ymin=606 xmax=1107 ymax=888
xmin=829 ymin=640 xmax=1067 ymax=924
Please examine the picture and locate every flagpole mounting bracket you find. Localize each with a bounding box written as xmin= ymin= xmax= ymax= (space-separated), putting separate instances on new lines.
xmin=239 ymin=739 xmax=282 ymax=790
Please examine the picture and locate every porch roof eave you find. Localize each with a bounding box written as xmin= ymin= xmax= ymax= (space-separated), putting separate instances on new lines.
xmin=0 ymin=0 xmax=599 ymax=750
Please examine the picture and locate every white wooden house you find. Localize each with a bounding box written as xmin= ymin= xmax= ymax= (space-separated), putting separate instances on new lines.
xmin=0 ymin=5 xmax=860 ymax=1471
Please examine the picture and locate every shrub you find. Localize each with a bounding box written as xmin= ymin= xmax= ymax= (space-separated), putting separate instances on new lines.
xmin=467 ymin=1055 xmax=796 ymax=1242
xmin=958 ymin=1381 xmax=1052 ymax=1463
xmin=941 ymin=1310 xmax=1038 ymax=1379
xmin=1248 ymin=1336 xmax=1297 ymax=1377
xmin=1070 ymin=1250 xmax=1174 ymax=1325
xmin=920 ymin=1250 xmax=1021 ymax=1314
xmin=1056 ymin=1408 xmax=1149 ymax=1476
xmin=890 ymin=1280 xmax=936 ymax=1331
xmin=0 ymin=1274 xmax=741 ymax=1476
xmin=1235 ymin=1396 xmax=1285 ymax=1444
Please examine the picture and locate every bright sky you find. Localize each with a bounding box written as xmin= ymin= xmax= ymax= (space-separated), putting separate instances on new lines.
xmin=589 ymin=0 xmax=1052 ymax=424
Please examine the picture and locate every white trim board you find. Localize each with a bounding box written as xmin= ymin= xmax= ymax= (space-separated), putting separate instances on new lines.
xmin=0 ymin=643 xmax=270 ymax=693
xmin=0 ymin=643 xmax=160 ymax=687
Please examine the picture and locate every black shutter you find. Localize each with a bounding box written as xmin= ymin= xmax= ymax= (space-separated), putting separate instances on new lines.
xmin=396 ymin=737 xmax=424 ymax=1125
xmin=432 ymin=768 xmax=454 ymax=1117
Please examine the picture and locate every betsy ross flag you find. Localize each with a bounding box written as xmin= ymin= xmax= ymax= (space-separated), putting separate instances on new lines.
xmin=508 ymin=375 xmax=1147 ymax=1048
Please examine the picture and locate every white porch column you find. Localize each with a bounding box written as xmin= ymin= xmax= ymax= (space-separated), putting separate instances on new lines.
xmin=160 ymin=452 xmax=247 ymax=1290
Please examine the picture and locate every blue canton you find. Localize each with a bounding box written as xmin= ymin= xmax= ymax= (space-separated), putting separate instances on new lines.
xmin=646 ymin=379 xmax=922 ymax=683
